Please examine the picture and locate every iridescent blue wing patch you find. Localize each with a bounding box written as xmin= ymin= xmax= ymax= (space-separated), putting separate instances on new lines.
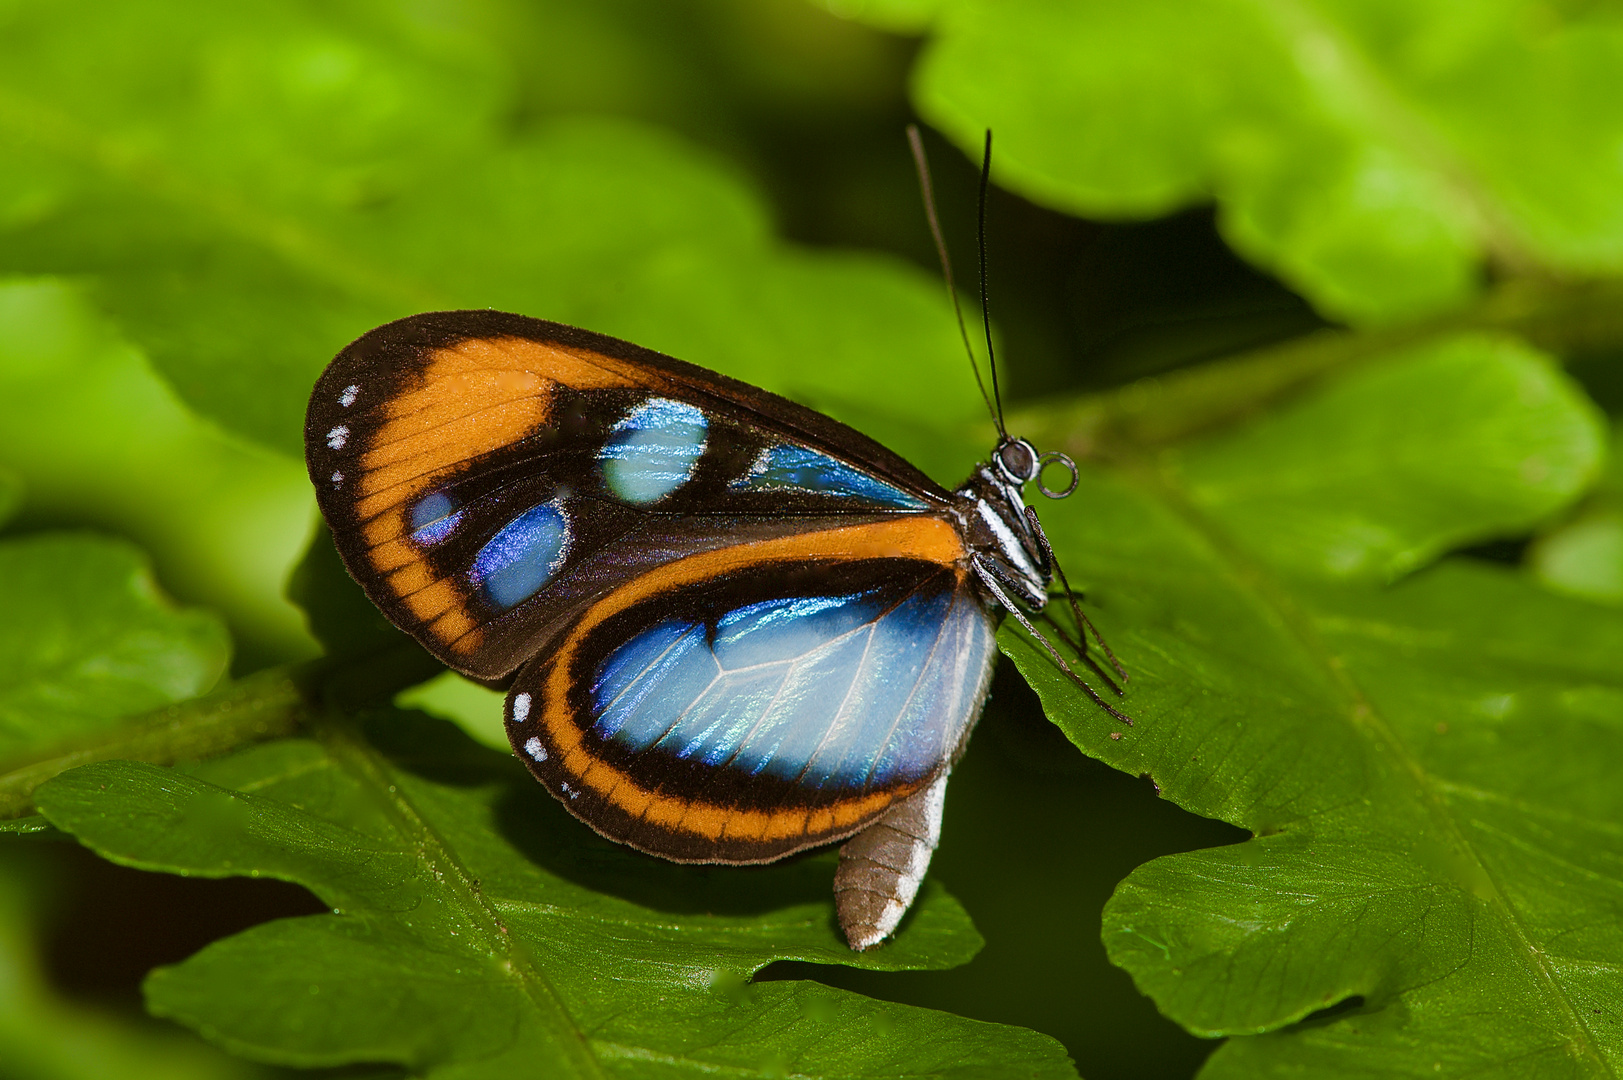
xmin=599 ymin=398 xmax=708 ymax=504
xmin=731 ymin=443 xmax=927 ymax=510
xmin=504 ymin=551 xmax=996 ymax=863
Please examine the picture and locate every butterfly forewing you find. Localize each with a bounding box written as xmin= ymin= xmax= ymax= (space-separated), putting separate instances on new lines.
xmin=305 ymin=311 xmax=957 ymax=681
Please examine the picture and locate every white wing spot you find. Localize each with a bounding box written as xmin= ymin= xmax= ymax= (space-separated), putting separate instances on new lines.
xmin=523 ymin=736 xmax=547 ymax=762
xmin=338 ymin=384 xmax=359 ymax=407
xmin=511 ymin=692 xmax=531 ymax=723
xmin=326 ymin=425 xmax=349 ymax=450
xmin=331 ymin=470 xmax=343 ymax=486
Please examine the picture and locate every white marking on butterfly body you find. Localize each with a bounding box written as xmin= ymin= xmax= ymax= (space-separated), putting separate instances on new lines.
xmin=523 ymin=736 xmax=547 ymax=762
xmin=338 ymin=384 xmax=359 ymax=407
xmin=511 ymin=692 xmax=531 ymax=723
xmin=326 ymin=425 xmax=349 ymax=450
xmin=974 ymin=495 xmax=1043 ymax=597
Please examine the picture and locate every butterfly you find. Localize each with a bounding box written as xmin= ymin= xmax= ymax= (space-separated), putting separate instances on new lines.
xmin=302 ymin=133 xmax=1129 ymax=951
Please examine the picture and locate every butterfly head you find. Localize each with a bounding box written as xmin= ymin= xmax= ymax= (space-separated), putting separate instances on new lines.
xmin=994 ymin=436 xmax=1079 ymax=500
xmin=958 ymin=436 xmax=1078 ymax=612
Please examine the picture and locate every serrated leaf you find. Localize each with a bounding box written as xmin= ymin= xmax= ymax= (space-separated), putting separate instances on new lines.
xmin=0 ymin=0 xmax=979 ymax=483
xmin=33 ymin=715 xmax=1075 ymax=1079
xmin=0 ymin=533 xmax=229 ymax=760
xmin=995 ymin=348 xmax=1622 ymax=1073
xmin=0 ymin=532 xmax=309 ymax=820
xmin=877 ymin=0 xmax=1623 ymax=324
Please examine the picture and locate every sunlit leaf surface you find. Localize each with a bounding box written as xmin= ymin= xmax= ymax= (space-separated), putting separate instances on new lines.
xmin=0 ymin=0 xmax=978 ymax=479
xmin=1001 ymin=339 xmax=1622 ymax=1076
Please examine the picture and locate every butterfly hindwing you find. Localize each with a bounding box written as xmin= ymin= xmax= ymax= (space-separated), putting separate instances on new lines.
xmin=505 ymin=540 xmax=997 ymax=863
xmin=305 ymin=311 xmax=957 ymax=681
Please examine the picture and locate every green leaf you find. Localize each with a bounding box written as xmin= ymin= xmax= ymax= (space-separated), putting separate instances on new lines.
xmin=817 ymin=0 xmax=942 ymax=33
xmin=0 ymin=465 xmax=19 ymax=527
xmin=882 ymin=0 xmax=1623 ymax=324
xmin=34 ymin=715 xmax=1075 ymax=1079
xmin=1531 ymin=508 xmax=1623 ymax=604
xmin=0 ymin=531 xmax=310 ymax=819
xmin=0 ymin=1 xmax=978 ymax=481
xmin=1170 ymin=333 xmax=1604 ymax=581
xmin=0 ymin=533 xmax=229 ymax=761
xmin=1531 ymin=419 xmax=1623 ymax=604
xmin=394 ymin=671 xmax=508 ymax=753
xmin=0 ymin=814 xmax=56 ymax=837
xmin=0 ymin=278 xmax=317 ymax=666
xmin=995 ymin=356 xmax=1623 ymax=1072
xmin=1103 ymin=562 xmax=1623 ymax=1076
xmin=0 ymin=845 xmax=272 ymax=1080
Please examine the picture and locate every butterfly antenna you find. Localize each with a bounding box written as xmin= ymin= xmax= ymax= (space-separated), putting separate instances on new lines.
xmin=907 ymin=124 xmax=1001 ymax=434
xmin=976 ymin=129 xmax=1006 ymax=438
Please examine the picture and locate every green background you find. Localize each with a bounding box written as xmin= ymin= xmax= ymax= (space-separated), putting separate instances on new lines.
xmin=2 ymin=1 xmax=1621 ymax=1078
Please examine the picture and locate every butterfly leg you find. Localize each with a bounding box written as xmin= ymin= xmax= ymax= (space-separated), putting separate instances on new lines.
xmin=1023 ymin=504 xmax=1128 ymax=684
xmin=972 ymin=557 xmax=1133 ymax=724
xmin=834 ymin=769 xmax=951 ymax=950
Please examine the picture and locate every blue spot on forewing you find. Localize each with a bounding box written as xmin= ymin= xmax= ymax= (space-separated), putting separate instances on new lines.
xmin=731 ymin=444 xmax=926 ymax=509
xmin=471 ymin=503 xmax=570 ymax=609
xmin=409 ymin=492 xmax=463 ymax=546
xmin=599 ymin=398 xmax=708 ymax=504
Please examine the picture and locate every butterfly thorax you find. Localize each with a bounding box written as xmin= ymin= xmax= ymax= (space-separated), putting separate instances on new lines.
xmin=952 ymin=437 xmax=1051 ymax=612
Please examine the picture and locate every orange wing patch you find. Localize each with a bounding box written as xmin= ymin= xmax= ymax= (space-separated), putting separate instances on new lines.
xmin=345 ymin=336 xmax=638 ymax=654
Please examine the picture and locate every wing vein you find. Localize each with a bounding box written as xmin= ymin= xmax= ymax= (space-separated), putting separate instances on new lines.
xmin=856 ymin=581 xmax=958 ymax=794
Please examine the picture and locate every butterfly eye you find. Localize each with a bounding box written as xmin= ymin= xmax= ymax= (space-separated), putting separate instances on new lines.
xmin=995 ymin=438 xmax=1039 ymax=483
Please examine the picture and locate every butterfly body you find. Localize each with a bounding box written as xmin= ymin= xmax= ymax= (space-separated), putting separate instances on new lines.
xmin=306 ymin=310 xmax=1067 ymax=948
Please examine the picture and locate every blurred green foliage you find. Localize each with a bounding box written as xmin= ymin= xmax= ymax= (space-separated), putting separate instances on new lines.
xmin=2 ymin=1 xmax=1621 ymax=1078
xmin=880 ymin=0 xmax=1623 ymax=325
